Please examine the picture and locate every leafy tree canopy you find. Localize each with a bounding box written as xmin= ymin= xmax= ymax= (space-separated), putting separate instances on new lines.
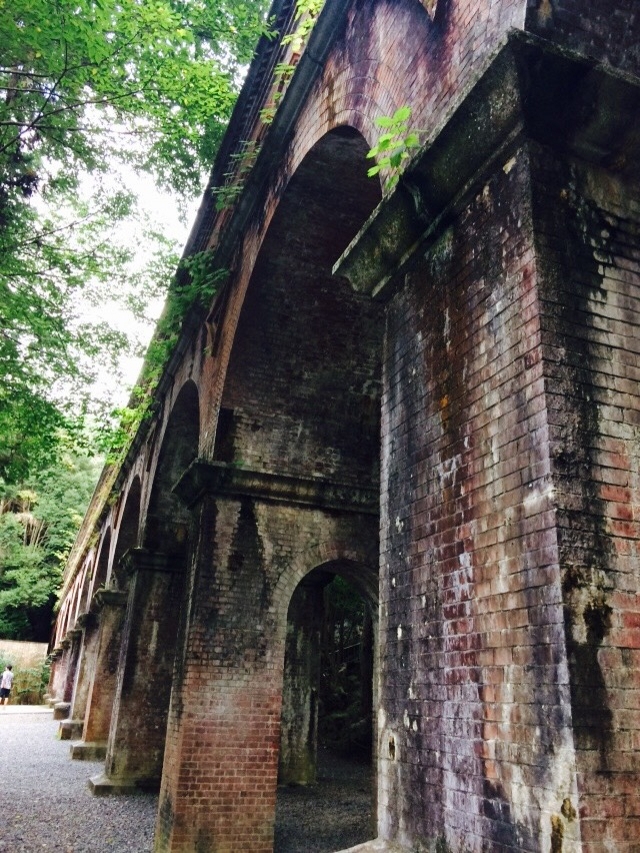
xmin=0 ymin=0 xmax=269 ymax=483
xmin=0 ymin=452 xmax=102 ymax=640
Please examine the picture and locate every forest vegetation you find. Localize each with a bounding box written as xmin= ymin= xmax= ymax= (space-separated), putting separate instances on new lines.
xmin=0 ymin=0 xmax=269 ymax=638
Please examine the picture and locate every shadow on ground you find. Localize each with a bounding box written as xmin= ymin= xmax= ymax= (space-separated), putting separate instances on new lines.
xmin=274 ymin=746 xmax=374 ymax=853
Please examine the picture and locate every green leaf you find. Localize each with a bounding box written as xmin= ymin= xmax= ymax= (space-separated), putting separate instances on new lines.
xmin=393 ymin=105 xmax=412 ymax=122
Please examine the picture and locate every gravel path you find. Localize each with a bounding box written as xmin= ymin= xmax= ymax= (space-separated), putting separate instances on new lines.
xmin=0 ymin=709 xmax=373 ymax=852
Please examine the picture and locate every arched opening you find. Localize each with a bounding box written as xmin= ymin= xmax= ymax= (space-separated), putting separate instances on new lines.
xmin=78 ymin=559 xmax=93 ymax=616
xmin=144 ymin=379 xmax=200 ymax=557
xmin=214 ymin=126 xmax=383 ymax=485
xmin=91 ymin=529 xmax=111 ymax=602
xmin=276 ymin=563 xmax=377 ymax=853
xmin=108 ymin=478 xmax=141 ymax=587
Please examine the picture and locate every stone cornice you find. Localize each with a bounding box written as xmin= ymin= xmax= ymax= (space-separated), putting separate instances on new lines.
xmin=93 ymin=589 xmax=128 ymax=610
xmin=173 ymin=460 xmax=378 ymax=515
xmin=335 ymin=30 xmax=640 ymax=300
xmin=119 ymin=548 xmax=173 ymax=576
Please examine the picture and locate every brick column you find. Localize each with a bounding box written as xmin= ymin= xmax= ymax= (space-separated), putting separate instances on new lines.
xmin=90 ymin=549 xmax=184 ymax=793
xmin=47 ymin=647 xmax=66 ymax=702
xmin=333 ymin=35 xmax=640 ymax=850
xmin=69 ymin=613 xmax=99 ymax=722
xmin=59 ymin=614 xmax=100 ymax=741
xmin=71 ymin=589 xmax=127 ymax=761
xmin=155 ymin=492 xmax=283 ymax=853
xmin=52 ymin=630 xmax=83 ymax=719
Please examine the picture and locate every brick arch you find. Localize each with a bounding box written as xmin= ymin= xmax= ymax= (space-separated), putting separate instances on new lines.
xmin=57 ymin=598 xmax=70 ymax=644
xmin=143 ymin=379 xmax=200 ymax=557
xmin=91 ymin=527 xmax=111 ymax=599
xmin=277 ymin=555 xmax=379 ymax=795
xmin=69 ymin=574 xmax=83 ymax=625
xmin=284 ymin=0 xmax=442 ymax=181
xmin=108 ymin=476 xmax=141 ymax=585
xmin=77 ymin=556 xmax=94 ymax=615
xmin=213 ymin=126 xmax=383 ymax=485
xmin=273 ymin=550 xmax=378 ymax=629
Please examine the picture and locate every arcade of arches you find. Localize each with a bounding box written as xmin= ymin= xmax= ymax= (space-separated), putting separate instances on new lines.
xmin=50 ymin=1 xmax=640 ymax=851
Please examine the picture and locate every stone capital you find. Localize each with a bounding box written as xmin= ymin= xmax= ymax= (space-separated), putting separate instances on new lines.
xmin=335 ymin=30 xmax=640 ymax=299
xmin=93 ymin=588 xmax=128 ymax=611
xmin=77 ymin=611 xmax=98 ymax=630
xmin=172 ymin=459 xmax=378 ymax=515
xmin=118 ymin=547 xmax=172 ymax=576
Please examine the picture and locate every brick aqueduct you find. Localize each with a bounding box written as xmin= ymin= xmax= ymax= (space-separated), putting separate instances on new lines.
xmin=49 ymin=1 xmax=640 ymax=851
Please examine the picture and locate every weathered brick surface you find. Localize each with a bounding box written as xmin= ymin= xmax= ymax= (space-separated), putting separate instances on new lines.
xmin=156 ymin=499 xmax=378 ymax=852
xmin=526 ymin=0 xmax=640 ymax=74
xmin=102 ymin=556 xmax=184 ymax=788
xmin=531 ymin=143 xmax=640 ymax=852
xmin=81 ymin=591 xmax=127 ymax=745
xmin=69 ymin=618 xmax=99 ymax=721
xmin=377 ymin=145 xmax=579 ymax=852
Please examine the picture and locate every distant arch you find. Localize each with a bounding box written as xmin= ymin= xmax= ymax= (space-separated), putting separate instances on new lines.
xmin=91 ymin=528 xmax=112 ymax=600
xmin=108 ymin=477 xmax=142 ymax=585
xmin=143 ymin=380 xmax=200 ymax=556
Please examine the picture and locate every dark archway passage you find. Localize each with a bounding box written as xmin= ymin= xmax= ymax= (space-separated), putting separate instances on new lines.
xmin=276 ymin=568 xmax=376 ymax=852
xmin=213 ymin=126 xmax=383 ymax=486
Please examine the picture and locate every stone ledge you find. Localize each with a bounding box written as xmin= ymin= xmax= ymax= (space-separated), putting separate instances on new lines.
xmin=335 ymin=29 xmax=640 ymax=300
xmin=53 ymin=702 xmax=70 ymax=720
xmin=70 ymin=741 xmax=107 ymax=761
xmin=333 ymin=841 xmax=408 ymax=853
xmin=58 ymin=719 xmax=84 ymax=740
xmin=89 ymin=773 xmax=160 ymax=796
xmin=173 ymin=460 xmax=379 ymax=514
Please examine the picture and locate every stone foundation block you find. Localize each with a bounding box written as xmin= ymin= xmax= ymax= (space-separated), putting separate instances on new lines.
xmin=53 ymin=702 xmax=70 ymax=720
xmin=88 ymin=773 xmax=160 ymax=796
xmin=70 ymin=741 xmax=107 ymax=761
xmin=58 ymin=720 xmax=84 ymax=740
xmin=335 ymin=841 xmax=406 ymax=853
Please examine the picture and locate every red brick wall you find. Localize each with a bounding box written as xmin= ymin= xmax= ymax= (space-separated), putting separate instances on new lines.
xmin=532 ymin=143 xmax=640 ymax=851
xmin=378 ymin=144 xmax=581 ymax=851
xmin=280 ymin=0 xmax=528 ymax=211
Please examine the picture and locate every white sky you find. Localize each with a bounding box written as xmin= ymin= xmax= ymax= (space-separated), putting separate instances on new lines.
xmin=81 ymin=170 xmax=202 ymax=408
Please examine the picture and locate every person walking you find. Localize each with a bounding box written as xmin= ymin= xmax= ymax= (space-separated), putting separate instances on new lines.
xmin=1 ymin=664 xmax=14 ymax=705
